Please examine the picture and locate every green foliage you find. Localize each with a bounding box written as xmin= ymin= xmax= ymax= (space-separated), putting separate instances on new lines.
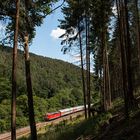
xmin=0 ymin=77 xmax=11 ymax=102
xmin=0 ymin=46 xmax=91 ymax=132
xmin=70 ymin=88 xmax=83 ymax=105
xmin=17 ymin=95 xmax=28 ymax=116
xmin=47 ymin=88 xmax=83 ymax=112
xmin=33 ymin=96 xmax=48 ymax=122
xmin=0 ymin=100 xmax=11 ymax=132
xmin=0 ymin=45 xmax=83 ymax=98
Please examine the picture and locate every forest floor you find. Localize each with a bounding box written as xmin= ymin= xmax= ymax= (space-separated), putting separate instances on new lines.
xmin=94 ymin=109 xmax=140 ymax=140
xmin=93 ymin=100 xmax=140 ymax=140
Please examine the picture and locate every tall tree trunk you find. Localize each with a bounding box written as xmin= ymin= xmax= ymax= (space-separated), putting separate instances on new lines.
xmin=116 ymin=0 xmax=129 ymax=118
xmin=85 ymin=15 xmax=91 ymax=118
xmin=102 ymin=31 xmax=107 ymax=111
xmin=102 ymin=29 xmax=111 ymax=111
xmin=24 ymin=34 xmax=37 ymax=140
xmin=99 ymin=68 xmax=103 ymax=108
xmin=78 ymin=19 xmax=87 ymax=119
xmin=100 ymin=0 xmax=112 ymax=111
xmin=118 ymin=0 xmax=129 ymax=118
xmin=106 ymin=49 xmax=112 ymax=108
xmin=134 ymin=0 xmax=140 ymax=66
xmin=11 ymin=0 xmax=20 ymax=139
xmin=123 ymin=0 xmax=135 ymax=106
xmin=88 ymin=23 xmax=91 ymax=117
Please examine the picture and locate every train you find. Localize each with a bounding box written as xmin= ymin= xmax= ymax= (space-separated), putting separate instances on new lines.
xmin=44 ymin=105 xmax=85 ymax=121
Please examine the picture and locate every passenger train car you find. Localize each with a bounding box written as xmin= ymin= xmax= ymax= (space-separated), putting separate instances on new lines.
xmin=44 ymin=105 xmax=85 ymax=121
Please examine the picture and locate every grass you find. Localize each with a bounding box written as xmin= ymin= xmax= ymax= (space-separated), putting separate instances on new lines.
xmin=37 ymin=112 xmax=111 ymax=140
xmin=19 ymin=97 xmax=140 ymax=140
xmin=96 ymin=109 xmax=140 ymax=140
xmin=19 ymin=112 xmax=112 ymax=140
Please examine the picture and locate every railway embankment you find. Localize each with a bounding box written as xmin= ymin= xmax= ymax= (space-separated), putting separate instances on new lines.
xmin=0 ymin=111 xmax=84 ymax=140
xmin=19 ymin=98 xmax=140 ymax=140
xmin=19 ymin=111 xmax=112 ymax=140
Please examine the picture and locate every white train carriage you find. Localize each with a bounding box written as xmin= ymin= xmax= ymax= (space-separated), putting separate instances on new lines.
xmin=73 ymin=105 xmax=84 ymax=112
xmin=59 ymin=107 xmax=73 ymax=116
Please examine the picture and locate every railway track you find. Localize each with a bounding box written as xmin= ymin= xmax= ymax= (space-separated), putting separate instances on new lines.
xmin=0 ymin=126 xmax=31 ymax=140
xmin=0 ymin=111 xmax=84 ymax=140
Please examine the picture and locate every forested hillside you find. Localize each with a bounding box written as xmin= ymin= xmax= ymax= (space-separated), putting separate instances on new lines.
xmin=0 ymin=45 xmax=94 ymax=132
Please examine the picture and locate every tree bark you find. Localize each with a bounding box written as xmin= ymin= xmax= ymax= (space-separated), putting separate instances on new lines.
xmin=78 ymin=18 xmax=87 ymax=119
xmin=134 ymin=0 xmax=140 ymax=66
xmin=123 ymin=0 xmax=135 ymax=106
xmin=116 ymin=0 xmax=129 ymax=118
xmin=85 ymin=15 xmax=91 ymax=118
xmin=101 ymin=4 xmax=112 ymax=111
xmin=106 ymin=49 xmax=112 ymax=109
xmin=102 ymin=28 xmax=111 ymax=111
xmin=24 ymin=34 xmax=37 ymax=140
xmin=11 ymin=0 xmax=20 ymax=139
xmin=88 ymin=21 xmax=91 ymax=117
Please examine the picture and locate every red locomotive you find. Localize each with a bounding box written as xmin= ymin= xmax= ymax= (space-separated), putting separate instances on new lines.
xmin=44 ymin=105 xmax=84 ymax=121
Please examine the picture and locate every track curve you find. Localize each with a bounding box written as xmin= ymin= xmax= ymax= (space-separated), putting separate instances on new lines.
xmin=0 ymin=111 xmax=84 ymax=140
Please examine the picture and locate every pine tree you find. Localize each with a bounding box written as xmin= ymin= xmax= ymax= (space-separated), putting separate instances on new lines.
xmin=59 ymin=0 xmax=88 ymax=118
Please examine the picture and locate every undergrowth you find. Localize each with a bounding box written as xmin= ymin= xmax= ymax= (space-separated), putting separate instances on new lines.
xmin=19 ymin=112 xmax=112 ymax=140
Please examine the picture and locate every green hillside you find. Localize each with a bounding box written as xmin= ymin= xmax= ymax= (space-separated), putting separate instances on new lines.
xmin=0 ymin=45 xmax=94 ymax=132
xmin=0 ymin=45 xmax=83 ymax=98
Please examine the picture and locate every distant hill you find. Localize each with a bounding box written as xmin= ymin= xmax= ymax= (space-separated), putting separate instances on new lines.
xmin=0 ymin=45 xmax=83 ymax=100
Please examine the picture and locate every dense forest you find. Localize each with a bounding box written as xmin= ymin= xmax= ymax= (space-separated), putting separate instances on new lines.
xmin=0 ymin=45 xmax=95 ymax=132
xmin=0 ymin=0 xmax=140 ymax=140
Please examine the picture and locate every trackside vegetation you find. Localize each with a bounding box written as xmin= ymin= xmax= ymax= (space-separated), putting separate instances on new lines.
xmin=19 ymin=112 xmax=112 ymax=140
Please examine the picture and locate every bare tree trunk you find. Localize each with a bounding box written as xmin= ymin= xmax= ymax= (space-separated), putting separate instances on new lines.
xmin=100 ymin=0 xmax=112 ymax=111
xmin=78 ymin=19 xmax=87 ymax=119
xmin=123 ymin=0 xmax=135 ymax=106
xmin=106 ymin=49 xmax=112 ymax=108
xmin=11 ymin=0 xmax=20 ymax=139
xmin=102 ymin=26 xmax=111 ymax=111
xmin=116 ymin=0 xmax=129 ymax=118
xmin=134 ymin=0 xmax=140 ymax=66
xmin=88 ymin=23 xmax=91 ymax=117
xmin=99 ymin=68 xmax=103 ymax=108
xmin=103 ymin=36 xmax=108 ymax=111
xmin=117 ymin=0 xmax=129 ymax=118
xmin=24 ymin=34 xmax=37 ymax=140
xmin=102 ymin=30 xmax=109 ymax=111
xmin=85 ymin=15 xmax=91 ymax=118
